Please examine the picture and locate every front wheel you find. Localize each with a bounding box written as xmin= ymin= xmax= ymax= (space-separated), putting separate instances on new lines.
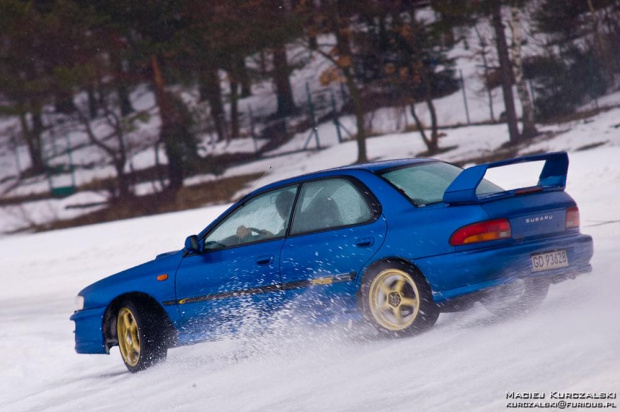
xmin=362 ymin=263 xmax=439 ymax=336
xmin=116 ymin=301 xmax=167 ymax=372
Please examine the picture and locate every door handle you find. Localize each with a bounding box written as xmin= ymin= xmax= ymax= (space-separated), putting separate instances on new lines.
xmin=355 ymin=237 xmax=375 ymax=248
xmin=256 ymin=255 xmax=274 ymax=265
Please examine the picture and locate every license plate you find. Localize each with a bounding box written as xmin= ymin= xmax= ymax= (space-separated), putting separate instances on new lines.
xmin=531 ymin=250 xmax=569 ymax=272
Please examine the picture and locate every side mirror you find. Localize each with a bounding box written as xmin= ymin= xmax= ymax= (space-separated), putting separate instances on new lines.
xmin=184 ymin=235 xmax=201 ymax=254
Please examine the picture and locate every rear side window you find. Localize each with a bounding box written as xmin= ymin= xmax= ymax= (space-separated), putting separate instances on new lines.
xmin=380 ymin=162 xmax=502 ymax=206
xmin=291 ymin=178 xmax=373 ymax=234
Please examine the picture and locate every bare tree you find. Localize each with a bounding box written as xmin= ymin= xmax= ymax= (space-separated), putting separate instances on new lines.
xmin=509 ymin=5 xmax=538 ymax=138
xmin=309 ymin=0 xmax=369 ymax=163
xmin=586 ymin=0 xmax=613 ymax=82
xmin=491 ymin=3 xmax=520 ymax=144
xmin=75 ymin=101 xmax=146 ymax=201
xmin=473 ymin=24 xmax=497 ymax=122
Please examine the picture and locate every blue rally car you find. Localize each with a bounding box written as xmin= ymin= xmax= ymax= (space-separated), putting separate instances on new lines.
xmin=71 ymin=152 xmax=593 ymax=372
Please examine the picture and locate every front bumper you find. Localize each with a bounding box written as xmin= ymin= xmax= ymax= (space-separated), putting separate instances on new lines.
xmin=417 ymin=232 xmax=593 ymax=303
xmin=70 ymin=306 xmax=108 ymax=354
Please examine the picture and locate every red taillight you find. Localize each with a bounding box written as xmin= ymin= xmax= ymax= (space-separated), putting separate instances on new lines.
xmin=566 ymin=206 xmax=580 ymax=229
xmin=450 ymin=218 xmax=512 ymax=246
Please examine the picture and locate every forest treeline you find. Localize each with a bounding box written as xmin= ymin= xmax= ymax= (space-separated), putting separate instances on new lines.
xmin=1 ymin=0 xmax=619 ymax=200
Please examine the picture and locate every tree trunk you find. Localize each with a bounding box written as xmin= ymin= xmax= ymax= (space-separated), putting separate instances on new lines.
xmin=199 ymin=65 xmax=226 ymax=142
xmin=113 ymin=52 xmax=135 ymax=116
xmin=418 ymin=57 xmax=440 ymax=154
xmin=114 ymin=125 xmax=131 ymax=199
xmin=87 ymin=84 xmax=98 ymax=119
xmin=114 ymin=159 xmax=131 ymax=200
xmin=586 ymin=0 xmax=613 ymax=82
xmin=162 ymin=134 xmax=184 ymax=194
xmin=308 ymin=34 xmax=318 ymax=50
xmin=492 ymin=3 xmax=520 ymax=144
xmin=304 ymin=0 xmax=318 ymax=49
xmin=346 ymin=75 xmax=367 ymax=163
xmin=510 ymin=6 xmax=537 ymax=139
xmin=259 ymin=50 xmax=267 ymax=75
xmin=410 ymin=103 xmax=432 ymax=152
xmin=272 ymin=44 xmax=296 ymax=116
xmin=54 ymin=90 xmax=76 ymax=114
xmin=117 ymin=82 xmax=134 ymax=117
xmin=18 ymin=108 xmax=45 ymax=175
xmin=602 ymin=6 xmax=620 ymax=73
xmin=152 ymin=55 xmax=184 ymax=194
xmin=235 ymin=56 xmax=252 ymax=98
xmin=333 ymin=2 xmax=367 ymax=163
xmin=425 ymin=96 xmax=439 ymax=153
xmin=229 ymin=76 xmax=240 ymax=138
xmin=474 ymin=25 xmax=495 ymax=122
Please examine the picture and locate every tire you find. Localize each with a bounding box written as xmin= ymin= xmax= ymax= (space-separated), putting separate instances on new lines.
xmin=480 ymin=277 xmax=550 ymax=318
xmin=116 ymin=300 xmax=167 ymax=372
xmin=361 ymin=262 xmax=439 ymax=337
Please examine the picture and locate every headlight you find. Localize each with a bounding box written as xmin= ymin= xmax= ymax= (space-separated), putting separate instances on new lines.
xmin=75 ymin=295 xmax=85 ymax=311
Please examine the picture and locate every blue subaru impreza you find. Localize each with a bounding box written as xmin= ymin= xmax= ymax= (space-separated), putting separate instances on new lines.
xmin=71 ymin=152 xmax=593 ymax=372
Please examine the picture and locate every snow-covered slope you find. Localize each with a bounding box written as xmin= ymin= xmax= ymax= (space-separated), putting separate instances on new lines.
xmin=1 ymin=139 xmax=619 ymax=411
xmin=2 ymin=16 xmax=620 ymax=234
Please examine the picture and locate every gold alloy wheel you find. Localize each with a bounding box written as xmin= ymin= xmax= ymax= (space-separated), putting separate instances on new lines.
xmin=117 ymin=307 xmax=141 ymax=367
xmin=368 ymin=269 xmax=421 ymax=331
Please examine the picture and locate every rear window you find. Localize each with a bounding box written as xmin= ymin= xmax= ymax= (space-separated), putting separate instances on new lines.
xmin=380 ymin=162 xmax=503 ymax=206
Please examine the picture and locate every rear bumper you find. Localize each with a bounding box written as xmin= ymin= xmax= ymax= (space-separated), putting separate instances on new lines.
xmin=416 ymin=233 xmax=593 ymax=303
xmin=70 ymin=306 xmax=108 ymax=354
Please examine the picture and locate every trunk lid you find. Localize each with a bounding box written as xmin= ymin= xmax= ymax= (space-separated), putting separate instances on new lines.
xmin=480 ymin=191 xmax=573 ymax=240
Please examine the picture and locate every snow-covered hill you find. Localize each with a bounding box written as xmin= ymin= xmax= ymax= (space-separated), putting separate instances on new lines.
xmin=2 ymin=12 xmax=620 ymax=234
xmin=1 ymin=116 xmax=619 ymax=410
xmin=0 ymin=12 xmax=543 ymax=188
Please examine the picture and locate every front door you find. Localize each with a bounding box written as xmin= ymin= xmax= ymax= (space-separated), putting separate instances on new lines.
xmin=174 ymin=185 xmax=298 ymax=342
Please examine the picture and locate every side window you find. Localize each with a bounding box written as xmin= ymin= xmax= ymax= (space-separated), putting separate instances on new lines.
xmin=204 ymin=186 xmax=297 ymax=250
xmin=291 ymin=178 xmax=373 ymax=235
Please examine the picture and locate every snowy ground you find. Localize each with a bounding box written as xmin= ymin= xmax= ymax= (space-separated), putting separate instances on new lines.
xmin=1 ymin=138 xmax=619 ymax=411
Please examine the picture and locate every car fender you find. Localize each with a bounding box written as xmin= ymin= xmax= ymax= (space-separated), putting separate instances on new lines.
xmin=76 ymin=250 xmax=184 ymax=324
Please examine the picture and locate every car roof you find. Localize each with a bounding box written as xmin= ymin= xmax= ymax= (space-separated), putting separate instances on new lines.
xmin=328 ymin=157 xmax=437 ymax=173
xmin=252 ymin=158 xmax=438 ymax=196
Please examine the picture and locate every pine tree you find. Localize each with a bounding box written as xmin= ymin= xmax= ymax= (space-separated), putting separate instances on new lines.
xmin=0 ymin=0 xmax=102 ymax=175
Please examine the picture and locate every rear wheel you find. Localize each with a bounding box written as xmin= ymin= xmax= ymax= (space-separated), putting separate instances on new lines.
xmin=481 ymin=277 xmax=550 ymax=318
xmin=362 ymin=263 xmax=438 ymax=336
xmin=116 ymin=301 xmax=167 ymax=372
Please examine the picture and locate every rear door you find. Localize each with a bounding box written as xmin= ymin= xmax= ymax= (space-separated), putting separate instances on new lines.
xmin=280 ymin=177 xmax=387 ymax=319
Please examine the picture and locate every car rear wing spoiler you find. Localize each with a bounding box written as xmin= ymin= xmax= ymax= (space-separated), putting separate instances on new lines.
xmin=443 ymin=151 xmax=569 ymax=204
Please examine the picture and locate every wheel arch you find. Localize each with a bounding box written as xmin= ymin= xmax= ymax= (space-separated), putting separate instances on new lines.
xmin=102 ymin=292 xmax=176 ymax=352
xmin=357 ymin=257 xmax=433 ymax=304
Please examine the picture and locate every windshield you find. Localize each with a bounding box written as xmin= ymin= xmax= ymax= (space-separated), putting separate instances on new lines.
xmin=380 ymin=162 xmax=503 ymax=206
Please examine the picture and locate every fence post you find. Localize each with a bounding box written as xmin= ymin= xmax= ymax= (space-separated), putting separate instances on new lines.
xmin=459 ymin=69 xmax=471 ymax=125
xmin=303 ymin=82 xmax=320 ymax=150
